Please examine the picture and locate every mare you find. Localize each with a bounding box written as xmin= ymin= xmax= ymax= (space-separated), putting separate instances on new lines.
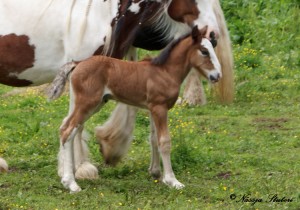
xmin=0 ymin=0 xmax=233 ymax=180
xmin=48 ymin=26 xmax=222 ymax=192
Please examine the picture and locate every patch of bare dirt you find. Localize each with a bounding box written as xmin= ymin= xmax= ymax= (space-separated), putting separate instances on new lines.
xmin=252 ymin=117 xmax=290 ymax=131
xmin=1 ymin=83 xmax=70 ymax=98
xmin=217 ymin=171 xmax=232 ymax=179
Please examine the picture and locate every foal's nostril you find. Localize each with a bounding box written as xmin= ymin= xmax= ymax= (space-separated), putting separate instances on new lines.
xmin=209 ymin=73 xmax=220 ymax=82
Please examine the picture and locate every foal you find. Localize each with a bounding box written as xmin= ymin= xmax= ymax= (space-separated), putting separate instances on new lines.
xmin=49 ymin=26 xmax=221 ymax=193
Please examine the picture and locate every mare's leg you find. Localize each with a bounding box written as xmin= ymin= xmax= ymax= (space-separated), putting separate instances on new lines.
xmin=96 ymin=47 xmax=139 ymax=165
xmin=148 ymin=116 xmax=161 ymax=179
xmin=58 ymin=87 xmax=98 ymax=180
xmin=96 ymin=104 xmax=138 ymax=165
xmin=183 ymin=69 xmax=207 ymax=105
xmin=74 ymin=126 xmax=98 ymax=179
xmin=150 ymin=106 xmax=184 ymax=189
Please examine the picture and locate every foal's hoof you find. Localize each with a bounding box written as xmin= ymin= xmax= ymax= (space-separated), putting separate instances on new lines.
xmin=61 ymin=179 xmax=82 ymax=193
xmin=68 ymin=182 xmax=82 ymax=194
xmin=163 ymin=178 xmax=185 ymax=189
xmin=70 ymin=186 xmax=82 ymax=194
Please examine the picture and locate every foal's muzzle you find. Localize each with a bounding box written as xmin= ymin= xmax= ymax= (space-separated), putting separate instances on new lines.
xmin=209 ymin=73 xmax=221 ymax=83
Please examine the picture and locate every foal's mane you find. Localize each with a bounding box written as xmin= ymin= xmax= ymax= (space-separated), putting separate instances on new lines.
xmin=151 ymin=32 xmax=191 ymax=66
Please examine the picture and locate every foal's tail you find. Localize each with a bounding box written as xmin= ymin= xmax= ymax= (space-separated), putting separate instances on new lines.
xmin=48 ymin=62 xmax=77 ymax=101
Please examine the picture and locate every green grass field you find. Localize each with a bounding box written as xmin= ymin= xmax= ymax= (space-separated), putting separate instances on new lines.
xmin=0 ymin=1 xmax=299 ymax=209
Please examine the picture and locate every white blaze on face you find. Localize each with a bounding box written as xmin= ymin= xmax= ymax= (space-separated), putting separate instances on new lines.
xmin=194 ymin=0 xmax=220 ymax=38
xmin=200 ymin=38 xmax=222 ymax=80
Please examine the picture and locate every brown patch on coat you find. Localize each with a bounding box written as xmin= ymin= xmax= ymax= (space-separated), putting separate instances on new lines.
xmin=168 ymin=0 xmax=200 ymax=25
xmin=0 ymin=34 xmax=35 ymax=87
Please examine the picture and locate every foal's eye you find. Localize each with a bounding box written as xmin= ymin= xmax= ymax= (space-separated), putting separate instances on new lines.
xmin=201 ymin=50 xmax=209 ymax=56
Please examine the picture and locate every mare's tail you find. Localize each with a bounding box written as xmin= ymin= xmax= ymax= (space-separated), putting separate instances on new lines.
xmin=48 ymin=62 xmax=77 ymax=100
xmin=212 ymin=0 xmax=234 ymax=103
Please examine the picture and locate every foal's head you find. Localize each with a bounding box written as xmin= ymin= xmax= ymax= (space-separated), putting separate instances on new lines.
xmin=189 ymin=26 xmax=222 ymax=83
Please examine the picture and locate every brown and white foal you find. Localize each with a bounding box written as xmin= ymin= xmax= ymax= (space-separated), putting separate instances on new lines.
xmin=49 ymin=26 xmax=221 ymax=193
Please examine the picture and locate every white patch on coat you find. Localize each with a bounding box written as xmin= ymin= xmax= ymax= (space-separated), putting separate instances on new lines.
xmin=128 ymin=2 xmax=142 ymax=14
xmin=0 ymin=0 xmax=119 ymax=85
xmin=194 ymin=0 xmax=220 ymax=36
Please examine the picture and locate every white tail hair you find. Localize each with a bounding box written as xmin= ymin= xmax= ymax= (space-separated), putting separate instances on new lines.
xmin=48 ymin=62 xmax=77 ymax=101
xmin=212 ymin=0 xmax=234 ymax=103
xmin=0 ymin=158 xmax=8 ymax=172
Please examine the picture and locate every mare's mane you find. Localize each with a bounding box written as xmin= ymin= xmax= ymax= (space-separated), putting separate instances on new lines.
xmin=151 ymin=32 xmax=191 ymax=66
xmin=109 ymin=1 xmax=165 ymax=57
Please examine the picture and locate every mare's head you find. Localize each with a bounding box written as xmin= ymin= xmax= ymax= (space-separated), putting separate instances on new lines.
xmin=189 ymin=25 xmax=221 ymax=83
xmin=168 ymin=0 xmax=220 ymax=42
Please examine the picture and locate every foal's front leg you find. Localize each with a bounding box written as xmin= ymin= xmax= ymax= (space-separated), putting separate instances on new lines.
xmin=148 ymin=116 xmax=161 ymax=179
xmin=150 ymin=106 xmax=185 ymax=189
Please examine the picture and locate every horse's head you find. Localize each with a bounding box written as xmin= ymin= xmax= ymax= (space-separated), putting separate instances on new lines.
xmin=168 ymin=0 xmax=219 ymax=43
xmin=189 ymin=25 xmax=221 ymax=83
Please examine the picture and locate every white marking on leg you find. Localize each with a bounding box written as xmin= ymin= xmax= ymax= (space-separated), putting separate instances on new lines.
xmin=60 ymin=128 xmax=82 ymax=193
xmin=58 ymin=85 xmax=75 ymax=177
xmin=159 ymin=136 xmax=185 ymax=189
xmin=148 ymin=116 xmax=161 ymax=178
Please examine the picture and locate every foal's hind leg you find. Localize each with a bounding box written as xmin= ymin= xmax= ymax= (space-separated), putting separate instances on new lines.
xmin=60 ymin=125 xmax=82 ymax=193
xmin=150 ymin=106 xmax=184 ymax=189
xmin=58 ymin=87 xmax=98 ymax=180
xmin=60 ymin=93 xmax=104 ymax=193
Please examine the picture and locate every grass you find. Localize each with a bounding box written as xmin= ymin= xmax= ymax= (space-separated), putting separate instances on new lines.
xmin=0 ymin=1 xmax=300 ymax=209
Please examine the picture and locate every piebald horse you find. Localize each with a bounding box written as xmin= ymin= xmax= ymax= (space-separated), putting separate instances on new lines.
xmin=0 ymin=0 xmax=233 ymax=178
xmin=49 ymin=26 xmax=221 ymax=192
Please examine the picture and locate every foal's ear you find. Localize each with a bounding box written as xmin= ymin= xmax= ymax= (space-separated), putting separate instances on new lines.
xmin=199 ymin=25 xmax=208 ymax=37
xmin=192 ymin=25 xmax=199 ymax=42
